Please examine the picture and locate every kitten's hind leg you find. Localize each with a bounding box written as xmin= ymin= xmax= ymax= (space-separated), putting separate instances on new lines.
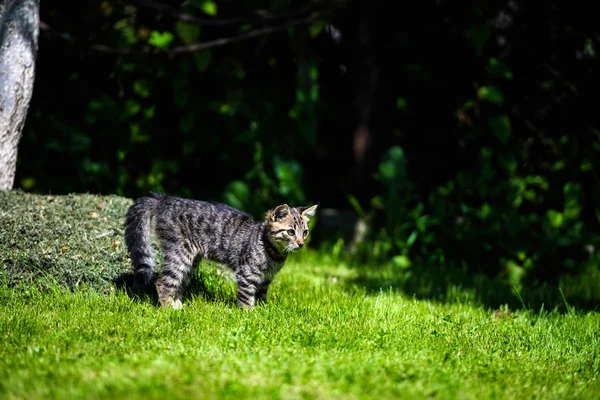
xmin=156 ymin=248 xmax=195 ymax=309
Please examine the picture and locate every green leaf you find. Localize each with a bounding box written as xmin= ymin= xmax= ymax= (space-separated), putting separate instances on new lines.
xmin=193 ymin=50 xmax=212 ymax=72
xmin=175 ymin=22 xmax=200 ymax=44
xmin=551 ymin=160 xmax=566 ymax=171
xmin=468 ymin=23 xmax=491 ymax=56
xmin=130 ymin=123 xmax=149 ymax=143
xmin=296 ymin=89 xmax=306 ymax=103
xmin=497 ymin=152 xmax=517 ymax=173
xmin=392 ymin=255 xmax=411 ymax=269
xmin=462 ymin=100 xmax=475 ymax=110
xmin=478 ymin=86 xmax=504 ymax=105
xmin=133 ymin=80 xmax=150 ymax=98
xmin=486 ymin=57 xmax=513 ymax=80
xmin=406 ymin=231 xmax=418 ymax=247
xmin=199 ymin=0 xmax=217 ymax=16
xmin=347 ymin=194 xmax=364 ymax=217
xmin=309 ymin=84 xmax=319 ymax=102
xmin=309 ymin=65 xmax=319 ymax=81
xmin=288 ymin=108 xmax=298 ymax=120
xmin=547 ymin=209 xmax=564 ymax=228
xmin=273 ymin=156 xmax=305 ymax=202
xmin=125 ymin=99 xmax=141 ymax=116
xmin=114 ymin=19 xmax=138 ymax=45
xmin=506 ymin=260 xmax=525 ymax=286
xmin=20 ymin=177 xmax=36 ymax=190
xmin=377 ymin=146 xmax=407 ymax=183
xmin=396 ymin=97 xmax=407 ymax=110
xmin=309 ymin=20 xmax=326 ymax=38
xmin=489 ymin=115 xmax=511 ymax=144
xmin=148 ymin=31 xmax=174 ymax=48
xmin=143 ymin=106 xmax=155 ymax=120
xmin=478 ymin=202 xmax=492 ymax=220
xmin=370 ymin=195 xmax=383 ymax=208
xmin=580 ymin=159 xmax=593 ymax=172
xmin=219 ymin=103 xmax=233 ymax=115
xmin=179 ymin=113 xmax=195 ymax=134
xmin=563 ymin=182 xmax=582 ymax=220
xmin=223 ymin=181 xmax=250 ymax=210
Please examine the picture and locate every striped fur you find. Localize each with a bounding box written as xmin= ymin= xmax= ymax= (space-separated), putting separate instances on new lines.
xmin=124 ymin=192 xmax=318 ymax=309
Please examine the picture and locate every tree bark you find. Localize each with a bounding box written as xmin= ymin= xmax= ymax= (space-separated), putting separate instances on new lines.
xmin=0 ymin=0 xmax=39 ymax=190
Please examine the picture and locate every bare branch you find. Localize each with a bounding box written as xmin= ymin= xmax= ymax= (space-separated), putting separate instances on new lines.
xmin=129 ymin=0 xmax=348 ymax=27
xmin=169 ymin=14 xmax=318 ymax=55
xmin=39 ymin=6 xmax=337 ymax=57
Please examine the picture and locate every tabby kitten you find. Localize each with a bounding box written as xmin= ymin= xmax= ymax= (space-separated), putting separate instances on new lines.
xmin=124 ymin=192 xmax=318 ymax=309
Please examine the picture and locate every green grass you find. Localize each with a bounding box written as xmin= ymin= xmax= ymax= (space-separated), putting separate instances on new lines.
xmin=1 ymin=264 xmax=600 ymax=399
xmin=1 ymin=190 xmax=600 ymax=399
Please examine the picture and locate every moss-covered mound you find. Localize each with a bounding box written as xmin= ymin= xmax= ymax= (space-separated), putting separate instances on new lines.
xmin=0 ymin=190 xmax=133 ymax=290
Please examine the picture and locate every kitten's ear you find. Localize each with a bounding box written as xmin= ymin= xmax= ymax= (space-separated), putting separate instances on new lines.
xmin=266 ymin=204 xmax=290 ymax=221
xmin=298 ymin=204 xmax=319 ymax=220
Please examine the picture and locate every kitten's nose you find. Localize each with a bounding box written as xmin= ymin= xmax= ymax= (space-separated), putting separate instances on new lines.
xmin=297 ymin=243 xmax=304 ymax=248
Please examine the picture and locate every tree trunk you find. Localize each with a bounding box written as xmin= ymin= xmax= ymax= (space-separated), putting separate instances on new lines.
xmin=0 ymin=0 xmax=39 ymax=190
xmin=351 ymin=1 xmax=378 ymax=201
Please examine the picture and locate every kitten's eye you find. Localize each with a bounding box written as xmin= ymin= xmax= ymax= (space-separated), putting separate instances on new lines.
xmin=303 ymin=230 xmax=308 ymax=237
xmin=286 ymin=229 xmax=295 ymax=236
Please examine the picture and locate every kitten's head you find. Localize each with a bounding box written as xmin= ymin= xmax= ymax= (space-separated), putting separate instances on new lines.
xmin=265 ymin=203 xmax=318 ymax=252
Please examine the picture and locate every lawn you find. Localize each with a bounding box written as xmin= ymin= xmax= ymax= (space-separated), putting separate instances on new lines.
xmin=1 ymin=190 xmax=599 ymax=399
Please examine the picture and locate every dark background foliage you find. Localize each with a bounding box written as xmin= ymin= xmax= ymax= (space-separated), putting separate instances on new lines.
xmin=16 ymin=0 xmax=600 ymax=298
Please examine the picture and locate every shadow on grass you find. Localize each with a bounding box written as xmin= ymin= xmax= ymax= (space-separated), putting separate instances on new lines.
xmin=112 ymin=272 xmax=159 ymax=306
xmin=341 ymin=264 xmax=600 ymax=313
xmin=112 ymin=266 xmax=237 ymax=308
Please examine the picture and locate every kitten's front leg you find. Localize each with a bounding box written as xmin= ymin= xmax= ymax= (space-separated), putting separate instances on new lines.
xmin=235 ymin=267 xmax=259 ymax=309
xmin=156 ymin=249 xmax=194 ymax=310
xmin=255 ymin=279 xmax=272 ymax=305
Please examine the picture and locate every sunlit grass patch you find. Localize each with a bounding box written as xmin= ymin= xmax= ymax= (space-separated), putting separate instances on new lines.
xmin=1 ymin=190 xmax=599 ymax=399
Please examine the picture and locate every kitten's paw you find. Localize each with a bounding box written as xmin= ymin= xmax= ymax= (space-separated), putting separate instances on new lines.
xmin=237 ymin=301 xmax=255 ymax=310
xmin=171 ymin=298 xmax=183 ymax=310
xmin=159 ymin=297 xmax=183 ymax=309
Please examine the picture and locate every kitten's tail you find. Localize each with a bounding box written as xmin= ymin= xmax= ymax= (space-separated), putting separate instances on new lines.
xmin=124 ymin=192 xmax=163 ymax=290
